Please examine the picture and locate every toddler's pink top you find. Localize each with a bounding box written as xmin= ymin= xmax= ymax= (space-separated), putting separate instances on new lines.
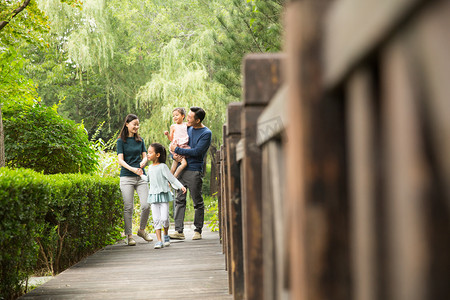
xmin=172 ymin=123 xmax=189 ymax=145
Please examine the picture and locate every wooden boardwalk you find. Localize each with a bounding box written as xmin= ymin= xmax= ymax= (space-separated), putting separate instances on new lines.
xmin=21 ymin=228 xmax=231 ymax=299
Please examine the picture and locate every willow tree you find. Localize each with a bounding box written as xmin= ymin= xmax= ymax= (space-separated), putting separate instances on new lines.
xmin=136 ymin=32 xmax=232 ymax=149
xmin=36 ymin=0 xmax=117 ymax=133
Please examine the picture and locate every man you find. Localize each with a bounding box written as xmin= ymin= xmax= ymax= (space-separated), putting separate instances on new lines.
xmin=169 ymin=106 xmax=212 ymax=240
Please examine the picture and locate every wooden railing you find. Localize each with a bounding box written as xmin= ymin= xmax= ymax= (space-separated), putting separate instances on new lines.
xmin=216 ymin=1 xmax=450 ymax=300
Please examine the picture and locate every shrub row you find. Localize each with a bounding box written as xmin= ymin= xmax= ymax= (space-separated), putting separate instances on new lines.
xmin=0 ymin=168 xmax=122 ymax=299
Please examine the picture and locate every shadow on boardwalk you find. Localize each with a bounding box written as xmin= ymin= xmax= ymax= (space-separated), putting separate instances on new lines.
xmin=21 ymin=228 xmax=231 ymax=299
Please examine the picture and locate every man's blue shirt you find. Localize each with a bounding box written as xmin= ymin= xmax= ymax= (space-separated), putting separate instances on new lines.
xmin=175 ymin=126 xmax=212 ymax=172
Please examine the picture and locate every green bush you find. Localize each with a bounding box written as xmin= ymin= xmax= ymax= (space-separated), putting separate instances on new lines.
xmin=3 ymin=101 xmax=98 ymax=174
xmin=0 ymin=168 xmax=122 ymax=300
xmin=0 ymin=168 xmax=48 ymax=299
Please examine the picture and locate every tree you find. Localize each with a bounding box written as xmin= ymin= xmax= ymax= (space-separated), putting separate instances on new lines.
xmin=212 ymin=0 xmax=283 ymax=100
xmin=0 ymin=0 xmax=81 ymax=167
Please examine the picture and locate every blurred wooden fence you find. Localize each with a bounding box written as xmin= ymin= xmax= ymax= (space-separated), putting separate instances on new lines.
xmin=216 ymin=0 xmax=450 ymax=299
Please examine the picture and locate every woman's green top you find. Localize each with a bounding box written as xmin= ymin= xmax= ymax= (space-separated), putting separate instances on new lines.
xmin=117 ymin=137 xmax=147 ymax=177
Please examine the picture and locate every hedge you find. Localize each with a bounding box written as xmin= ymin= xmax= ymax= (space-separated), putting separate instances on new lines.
xmin=0 ymin=168 xmax=122 ymax=300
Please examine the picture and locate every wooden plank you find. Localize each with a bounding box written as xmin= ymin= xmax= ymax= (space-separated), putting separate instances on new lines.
xmin=382 ymin=33 xmax=428 ymax=300
xmin=261 ymin=145 xmax=276 ymax=300
xmin=284 ymin=3 xmax=307 ymax=300
xmin=262 ymin=141 xmax=288 ymax=300
xmin=256 ymin=85 xmax=288 ymax=146
xmin=285 ymin=2 xmax=350 ymax=300
xmin=410 ymin=0 xmax=450 ymax=205
xmin=219 ymin=145 xmax=225 ymax=256
xmin=243 ymin=53 xmax=285 ymax=106
xmin=240 ymin=107 xmax=265 ymax=300
xmin=222 ymin=124 xmax=232 ymax=294
xmin=216 ymin=149 xmax=223 ymax=245
xmin=22 ymin=230 xmax=231 ymax=299
xmin=347 ymin=68 xmax=377 ymax=300
xmin=235 ymin=139 xmax=244 ymax=162
xmin=409 ymin=2 xmax=450 ymax=297
xmin=225 ymin=103 xmax=244 ymax=300
xmin=324 ymin=0 xmax=425 ymax=88
xmin=241 ymin=53 xmax=283 ymax=300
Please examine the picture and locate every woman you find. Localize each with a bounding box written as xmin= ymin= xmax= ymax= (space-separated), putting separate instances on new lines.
xmin=117 ymin=114 xmax=153 ymax=246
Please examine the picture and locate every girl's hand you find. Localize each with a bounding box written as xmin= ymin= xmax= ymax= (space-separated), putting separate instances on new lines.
xmin=164 ymin=131 xmax=169 ymax=136
xmin=134 ymin=168 xmax=143 ymax=176
xmin=181 ymin=186 xmax=187 ymax=194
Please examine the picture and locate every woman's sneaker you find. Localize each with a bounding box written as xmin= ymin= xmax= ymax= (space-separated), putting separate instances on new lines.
xmin=163 ymin=235 xmax=170 ymax=247
xmin=127 ymin=237 xmax=136 ymax=246
xmin=154 ymin=241 xmax=164 ymax=249
xmin=137 ymin=229 xmax=153 ymax=242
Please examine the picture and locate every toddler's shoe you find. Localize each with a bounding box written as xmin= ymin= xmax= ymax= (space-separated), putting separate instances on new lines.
xmin=164 ymin=235 xmax=171 ymax=247
xmin=154 ymin=241 xmax=164 ymax=249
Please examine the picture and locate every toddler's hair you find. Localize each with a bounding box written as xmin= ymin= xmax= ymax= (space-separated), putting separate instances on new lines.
xmin=173 ymin=107 xmax=186 ymax=118
xmin=150 ymin=143 xmax=167 ymax=164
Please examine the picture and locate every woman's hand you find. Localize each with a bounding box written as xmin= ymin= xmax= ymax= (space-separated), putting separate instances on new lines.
xmin=181 ymin=186 xmax=187 ymax=194
xmin=134 ymin=168 xmax=143 ymax=176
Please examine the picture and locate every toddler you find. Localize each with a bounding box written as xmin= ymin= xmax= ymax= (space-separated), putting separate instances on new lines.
xmin=164 ymin=107 xmax=190 ymax=178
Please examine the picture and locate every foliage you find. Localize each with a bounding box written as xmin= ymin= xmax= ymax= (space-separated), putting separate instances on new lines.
xmin=0 ymin=167 xmax=122 ymax=299
xmin=35 ymin=173 xmax=122 ymax=274
xmin=136 ymin=34 xmax=233 ymax=148
xmin=3 ymin=101 xmax=98 ymax=174
xmin=3 ymin=0 xmax=284 ymax=147
xmin=212 ymin=0 xmax=284 ymax=100
xmin=0 ymin=49 xmax=37 ymax=108
xmin=91 ymin=123 xmax=120 ymax=177
xmin=0 ymin=168 xmax=47 ymax=299
xmin=206 ymin=195 xmax=219 ymax=232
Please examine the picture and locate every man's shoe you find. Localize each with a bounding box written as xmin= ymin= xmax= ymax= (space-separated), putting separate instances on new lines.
xmin=137 ymin=229 xmax=153 ymax=242
xmin=127 ymin=237 xmax=136 ymax=246
xmin=154 ymin=241 xmax=164 ymax=249
xmin=163 ymin=235 xmax=171 ymax=247
xmin=192 ymin=232 xmax=202 ymax=240
xmin=169 ymin=232 xmax=185 ymax=240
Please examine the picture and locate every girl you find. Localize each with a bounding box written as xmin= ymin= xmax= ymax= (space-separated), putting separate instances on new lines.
xmin=141 ymin=143 xmax=186 ymax=249
xmin=164 ymin=107 xmax=190 ymax=178
xmin=117 ymin=114 xmax=153 ymax=246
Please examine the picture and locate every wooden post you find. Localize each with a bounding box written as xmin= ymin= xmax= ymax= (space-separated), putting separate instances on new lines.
xmin=222 ymin=124 xmax=232 ymax=292
xmin=285 ymin=1 xmax=350 ymax=300
xmin=219 ymin=145 xmax=225 ymax=254
xmin=257 ymin=86 xmax=288 ymax=300
xmin=225 ymin=102 xmax=244 ymax=299
xmin=241 ymin=53 xmax=284 ymax=300
xmin=347 ymin=68 xmax=378 ymax=300
xmin=216 ymin=149 xmax=223 ymax=245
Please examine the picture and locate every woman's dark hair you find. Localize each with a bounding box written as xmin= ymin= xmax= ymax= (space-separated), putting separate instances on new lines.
xmin=150 ymin=143 xmax=166 ymax=164
xmin=173 ymin=107 xmax=186 ymax=119
xmin=190 ymin=106 xmax=206 ymax=122
xmin=118 ymin=114 xmax=142 ymax=143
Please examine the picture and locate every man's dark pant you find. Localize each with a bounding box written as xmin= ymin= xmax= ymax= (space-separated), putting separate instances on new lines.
xmin=174 ymin=170 xmax=204 ymax=234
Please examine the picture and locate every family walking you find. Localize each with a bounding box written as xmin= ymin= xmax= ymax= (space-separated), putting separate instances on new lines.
xmin=116 ymin=107 xmax=212 ymax=248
